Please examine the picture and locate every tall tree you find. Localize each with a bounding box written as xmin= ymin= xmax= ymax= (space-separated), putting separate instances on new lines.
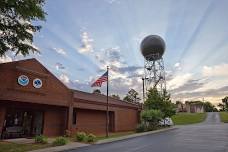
xmin=123 ymin=89 xmax=141 ymax=103
xmin=111 ymin=94 xmax=120 ymax=100
xmin=222 ymin=96 xmax=228 ymax=111
xmin=144 ymin=88 xmax=176 ymax=118
xmin=203 ymin=101 xmax=216 ymax=112
xmin=93 ymin=89 xmax=101 ymax=94
xmin=218 ymin=103 xmax=225 ymax=111
xmin=0 ymin=0 xmax=46 ymax=56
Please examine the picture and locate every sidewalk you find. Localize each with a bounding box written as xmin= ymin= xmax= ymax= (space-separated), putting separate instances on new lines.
xmin=29 ymin=127 xmax=177 ymax=152
xmin=29 ymin=142 xmax=89 ymax=152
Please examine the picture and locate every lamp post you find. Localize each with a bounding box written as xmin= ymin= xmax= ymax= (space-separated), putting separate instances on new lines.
xmin=142 ymin=77 xmax=149 ymax=103
xmin=142 ymin=78 xmax=145 ymax=103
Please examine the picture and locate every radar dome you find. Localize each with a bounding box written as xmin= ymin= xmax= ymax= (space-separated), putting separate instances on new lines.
xmin=140 ymin=35 xmax=165 ymax=61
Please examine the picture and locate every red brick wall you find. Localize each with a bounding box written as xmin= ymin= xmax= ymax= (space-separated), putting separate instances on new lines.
xmin=71 ymin=108 xmax=139 ymax=135
xmin=115 ymin=108 xmax=139 ymax=132
xmin=43 ymin=108 xmax=67 ymax=137
xmin=0 ymin=107 xmax=6 ymax=136
xmin=0 ymin=59 xmax=71 ymax=107
xmin=72 ymin=98 xmax=140 ymax=135
xmin=74 ymin=109 xmax=106 ymax=135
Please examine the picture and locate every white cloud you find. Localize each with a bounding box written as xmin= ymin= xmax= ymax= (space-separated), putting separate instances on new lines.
xmin=78 ymin=32 xmax=94 ymax=54
xmin=202 ymin=63 xmax=228 ymax=77
xmin=167 ymin=73 xmax=193 ymax=90
xmin=174 ymin=62 xmax=181 ymax=70
xmin=53 ymin=48 xmax=67 ymax=56
xmin=105 ymin=0 xmax=120 ymax=4
xmin=59 ymin=73 xmax=70 ymax=84
xmin=0 ymin=55 xmax=13 ymax=63
xmin=94 ymin=46 xmax=129 ymax=80
xmin=174 ymin=62 xmax=180 ymax=67
xmin=196 ymin=78 xmax=228 ymax=92
xmin=55 ymin=62 xmax=65 ymax=70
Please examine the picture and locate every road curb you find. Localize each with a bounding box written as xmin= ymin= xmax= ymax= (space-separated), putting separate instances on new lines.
xmin=95 ymin=127 xmax=178 ymax=145
xmin=29 ymin=127 xmax=178 ymax=152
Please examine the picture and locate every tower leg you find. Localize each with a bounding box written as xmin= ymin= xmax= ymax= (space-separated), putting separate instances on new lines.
xmin=144 ymin=54 xmax=166 ymax=94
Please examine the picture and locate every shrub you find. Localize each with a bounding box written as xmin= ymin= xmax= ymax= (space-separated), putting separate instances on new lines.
xmin=64 ymin=130 xmax=71 ymax=137
xmin=136 ymin=123 xmax=146 ymax=133
xmin=75 ymin=132 xmax=87 ymax=142
xmin=87 ymin=133 xmax=96 ymax=143
xmin=141 ymin=109 xmax=163 ymax=128
xmin=34 ymin=135 xmax=48 ymax=144
xmin=52 ymin=137 xmax=68 ymax=146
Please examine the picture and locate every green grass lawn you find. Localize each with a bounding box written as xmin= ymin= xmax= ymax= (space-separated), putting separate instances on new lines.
xmin=171 ymin=113 xmax=206 ymax=125
xmin=219 ymin=112 xmax=228 ymax=123
xmin=0 ymin=142 xmax=51 ymax=152
xmin=96 ymin=131 xmax=135 ymax=141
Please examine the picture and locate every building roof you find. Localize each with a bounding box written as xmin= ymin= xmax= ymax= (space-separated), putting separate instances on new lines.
xmin=0 ymin=58 xmax=141 ymax=109
xmin=72 ymin=89 xmax=141 ymax=108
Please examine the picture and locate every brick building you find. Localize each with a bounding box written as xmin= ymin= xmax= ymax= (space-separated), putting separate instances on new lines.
xmin=176 ymin=101 xmax=204 ymax=113
xmin=0 ymin=59 xmax=141 ymax=139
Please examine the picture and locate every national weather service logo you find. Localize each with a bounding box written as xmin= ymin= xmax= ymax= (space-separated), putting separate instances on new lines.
xmin=33 ymin=78 xmax=42 ymax=88
xmin=18 ymin=75 xmax=29 ymax=86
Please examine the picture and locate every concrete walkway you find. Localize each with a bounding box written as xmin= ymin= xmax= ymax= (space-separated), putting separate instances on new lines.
xmin=3 ymin=138 xmax=34 ymax=144
xmin=29 ymin=127 xmax=176 ymax=152
xmin=29 ymin=142 xmax=89 ymax=152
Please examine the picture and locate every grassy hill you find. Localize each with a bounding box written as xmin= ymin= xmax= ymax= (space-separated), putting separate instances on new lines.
xmin=171 ymin=113 xmax=206 ymax=125
xmin=219 ymin=112 xmax=228 ymax=123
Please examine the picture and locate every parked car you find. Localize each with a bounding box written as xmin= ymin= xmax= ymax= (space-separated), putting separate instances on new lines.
xmin=159 ymin=117 xmax=174 ymax=126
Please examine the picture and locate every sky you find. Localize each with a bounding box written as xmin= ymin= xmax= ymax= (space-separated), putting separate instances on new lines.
xmin=1 ymin=0 xmax=228 ymax=105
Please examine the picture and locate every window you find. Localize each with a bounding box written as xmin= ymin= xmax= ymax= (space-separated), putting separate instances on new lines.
xmin=72 ymin=108 xmax=77 ymax=125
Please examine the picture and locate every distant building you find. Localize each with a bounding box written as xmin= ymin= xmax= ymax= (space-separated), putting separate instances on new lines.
xmin=176 ymin=101 xmax=204 ymax=113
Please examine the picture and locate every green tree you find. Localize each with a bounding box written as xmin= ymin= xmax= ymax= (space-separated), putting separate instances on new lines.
xmin=222 ymin=96 xmax=228 ymax=111
xmin=203 ymin=101 xmax=215 ymax=112
xmin=123 ymin=89 xmax=141 ymax=103
xmin=93 ymin=89 xmax=101 ymax=94
xmin=218 ymin=103 xmax=225 ymax=111
xmin=0 ymin=0 xmax=46 ymax=56
xmin=111 ymin=94 xmax=120 ymax=100
xmin=144 ymin=88 xmax=176 ymax=118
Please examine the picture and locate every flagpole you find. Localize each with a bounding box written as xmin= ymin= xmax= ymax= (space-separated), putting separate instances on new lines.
xmin=106 ymin=66 xmax=109 ymax=137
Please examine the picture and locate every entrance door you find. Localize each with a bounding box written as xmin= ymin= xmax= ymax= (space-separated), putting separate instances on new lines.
xmin=22 ymin=111 xmax=33 ymax=137
xmin=32 ymin=112 xmax=43 ymax=136
xmin=3 ymin=109 xmax=44 ymax=139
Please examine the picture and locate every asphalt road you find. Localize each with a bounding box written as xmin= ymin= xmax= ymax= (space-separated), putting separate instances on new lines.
xmin=67 ymin=112 xmax=228 ymax=152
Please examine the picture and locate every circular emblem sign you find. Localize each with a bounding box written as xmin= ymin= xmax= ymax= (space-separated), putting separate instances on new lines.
xmin=18 ymin=75 xmax=29 ymax=86
xmin=33 ymin=78 xmax=42 ymax=88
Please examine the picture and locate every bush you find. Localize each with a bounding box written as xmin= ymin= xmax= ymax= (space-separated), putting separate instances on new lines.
xmin=87 ymin=133 xmax=96 ymax=143
xmin=64 ymin=130 xmax=71 ymax=137
xmin=75 ymin=132 xmax=87 ymax=142
xmin=141 ymin=109 xmax=163 ymax=128
xmin=136 ymin=123 xmax=146 ymax=133
xmin=52 ymin=137 xmax=68 ymax=146
xmin=34 ymin=135 xmax=48 ymax=144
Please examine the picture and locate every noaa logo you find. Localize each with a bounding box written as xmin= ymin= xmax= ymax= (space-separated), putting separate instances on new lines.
xmin=33 ymin=78 xmax=42 ymax=88
xmin=18 ymin=75 xmax=29 ymax=86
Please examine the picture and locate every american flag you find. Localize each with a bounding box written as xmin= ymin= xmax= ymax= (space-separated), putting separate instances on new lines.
xmin=91 ymin=71 xmax=108 ymax=87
